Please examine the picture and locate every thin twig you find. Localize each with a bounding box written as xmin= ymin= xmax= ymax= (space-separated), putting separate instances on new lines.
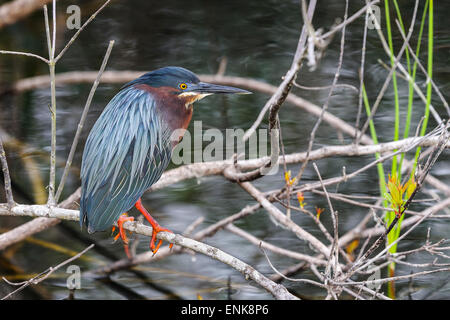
xmin=293 ymin=0 xmax=348 ymax=185
xmin=320 ymin=0 xmax=379 ymax=40
xmin=242 ymin=0 xmax=316 ymax=142
xmin=43 ymin=5 xmax=52 ymax=58
xmin=0 ymin=50 xmax=48 ymax=64
xmin=54 ymin=0 xmax=111 ymax=63
xmin=333 ymin=267 xmax=450 ymax=287
xmin=293 ymin=81 xmax=358 ymax=93
xmin=2 ymin=244 xmax=94 ymax=300
xmin=260 ymin=245 xmax=327 ymax=289
xmin=45 ymin=0 xmax=56 ymax=205
xmin=51 ymin=0 xmax=55 ymax=59
xmin=226 ymin=224 xmax=328 ymax=266
xmin=354 ymin=2 xmax=370 ymax=140
xmin=0 ymin=138 xmax=14 ymax=207
xmin=55 ymin=40 xmax=115 ymax=202
xmin=313 ymin=162 xmax=339 ymax=277
xmin=238 ymin=180 xmax=330 ymax=256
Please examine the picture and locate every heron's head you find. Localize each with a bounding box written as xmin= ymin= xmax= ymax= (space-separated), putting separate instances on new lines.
xmin=124 ymin=66 xmax=251 ymax=107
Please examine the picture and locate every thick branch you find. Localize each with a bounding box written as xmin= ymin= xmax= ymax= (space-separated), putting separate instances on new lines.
xmin=0 ymin=203 xmax=297 ymax=299
xmin=0 ymin=0 xmax=53 ymax=29
xmin=5 ymin=72 xmax=373 ymax=145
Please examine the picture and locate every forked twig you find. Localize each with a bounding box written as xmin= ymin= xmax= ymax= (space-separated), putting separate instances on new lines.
xmin=2 ymin=244 xmax=94 ymax=300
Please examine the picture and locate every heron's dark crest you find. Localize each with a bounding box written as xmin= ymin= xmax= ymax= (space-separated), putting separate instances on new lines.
xmin=122 ymin=66 xmax=200 ymax=91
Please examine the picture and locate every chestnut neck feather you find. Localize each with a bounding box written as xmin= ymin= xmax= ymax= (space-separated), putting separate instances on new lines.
xmin=134 ymin=84 xmax=193 ymax=133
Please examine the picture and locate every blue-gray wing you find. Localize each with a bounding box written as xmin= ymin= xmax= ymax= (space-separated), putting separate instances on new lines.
xmin=80 ymin=87 xmax=172 ymax=233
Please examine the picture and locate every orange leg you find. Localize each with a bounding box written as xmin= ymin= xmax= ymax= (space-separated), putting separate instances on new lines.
xmin=135 ymin=198 xmax=173 ymax=254
xmin=112 ymin=213 xmax=134 ymax=258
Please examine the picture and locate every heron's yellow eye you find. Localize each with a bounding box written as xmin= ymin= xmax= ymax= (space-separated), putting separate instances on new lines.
xmin=179 ymin=83 xmax=187 ymax=90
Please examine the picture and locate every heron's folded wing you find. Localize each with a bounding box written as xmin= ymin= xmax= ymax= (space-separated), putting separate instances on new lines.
xmin=79 ymin=87 xmax=172 ymax=232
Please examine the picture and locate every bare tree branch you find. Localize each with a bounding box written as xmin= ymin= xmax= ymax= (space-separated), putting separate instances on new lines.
xmin=0 ymin=0 xmax=53 ymax=29
xmin=0 ymin=203 xmax=297 ymax=299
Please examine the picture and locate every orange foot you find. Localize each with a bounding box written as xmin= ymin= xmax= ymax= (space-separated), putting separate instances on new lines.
xmin=112 ymin=213 xmax=135 ymax=258
xmin=150 ymin=224 xmax=173 ymax=254
xmin=135 ymin=198 xmax=173 ymax=254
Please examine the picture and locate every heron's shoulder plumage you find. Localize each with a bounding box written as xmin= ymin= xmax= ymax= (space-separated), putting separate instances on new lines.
xmin=80 ymin=86 xmax=172 ymax=232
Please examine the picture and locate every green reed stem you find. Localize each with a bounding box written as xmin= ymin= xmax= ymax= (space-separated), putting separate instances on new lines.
xmin=412 ymin=0 xmax=433 ymax=175
xmin=362 ymin=85 xmax=387 ymax=206
xmin=393 ymin=0 xmax=411 ymax=178
xmin=384 ymin=0 xmax=400 ymax=178
xmin=384 ymin=0 xmax=433 ymax=299
xmin=399 ymin=0 xmax=429 ymax=179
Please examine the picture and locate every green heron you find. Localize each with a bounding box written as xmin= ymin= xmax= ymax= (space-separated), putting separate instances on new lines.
xmin=80 ymin=66 xmax=249 ymax=255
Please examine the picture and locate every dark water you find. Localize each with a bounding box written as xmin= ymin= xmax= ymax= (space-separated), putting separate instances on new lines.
xmin=0 ymin=0 xmax=449 ymax=299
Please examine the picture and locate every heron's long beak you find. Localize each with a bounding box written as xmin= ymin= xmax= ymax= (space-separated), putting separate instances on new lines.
xmin=188 ymin=82 xmax=251 ymax=95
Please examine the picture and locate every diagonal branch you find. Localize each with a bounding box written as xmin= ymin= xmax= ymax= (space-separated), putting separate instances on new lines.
xmin=55 ymin=40 xmax=115 ymax=202
xmin=0 ymin=203 xmax=297 ymax=300
xmin=54 ymin=0 xmax=111 ymax=62
xmin=243 ymin=0 xmax=316 ymax=143
xmin=2 ymin=243 xmax=94 ymax=300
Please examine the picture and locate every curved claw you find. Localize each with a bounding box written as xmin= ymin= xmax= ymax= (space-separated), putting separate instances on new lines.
xmin=112 ymin=214 xmax=134 ymax=258
xmin=114 ymin=214 xmax=135 ymax=244
xmin=150 ymin=225 xmax=173 ymax=254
